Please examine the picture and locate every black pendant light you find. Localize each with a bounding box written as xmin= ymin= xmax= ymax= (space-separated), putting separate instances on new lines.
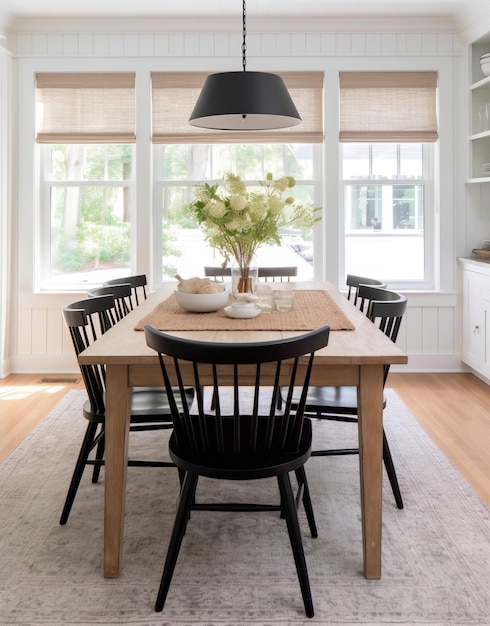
xmin=189 ymin=0 xmax=301 ymax=131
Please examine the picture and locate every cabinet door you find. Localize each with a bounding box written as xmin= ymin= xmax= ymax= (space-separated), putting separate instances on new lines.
xmin=484 ymin=299 xmax=490 ymax=377
xmin=462 ymin=268 xmax=486 ymax=370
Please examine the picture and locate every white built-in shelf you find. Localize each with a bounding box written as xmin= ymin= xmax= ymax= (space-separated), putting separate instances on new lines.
xmin=468 ymin=42 xmax=490 ymax=182
xmin=471 ymin=75 xmax=490 ymax=90
xmin=470 ymin=130 xmax=490 ymax=140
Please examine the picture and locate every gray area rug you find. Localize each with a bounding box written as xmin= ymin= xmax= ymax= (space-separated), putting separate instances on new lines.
xmin=1 ymin=389 xmax=489 ymax=626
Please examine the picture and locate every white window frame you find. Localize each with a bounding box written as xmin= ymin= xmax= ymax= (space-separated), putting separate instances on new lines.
xmin=152 ymin=143 xmax=324 ymax=285
xmin=340 ymin=142 xmax=436 ymax=291
xmin=38 ymin=144 xmax=136 ymax=291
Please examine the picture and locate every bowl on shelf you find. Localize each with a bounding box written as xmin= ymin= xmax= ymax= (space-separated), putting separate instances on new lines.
xmin=481 ymin=53 xmax=490 ymax=77
xmin=173 ymin=286 xmax=229 ymax=312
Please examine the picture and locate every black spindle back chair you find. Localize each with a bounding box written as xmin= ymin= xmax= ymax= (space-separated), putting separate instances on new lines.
xmin=104 ymin=274 xmax=148 ymax=306
xmin=144 ymin=324 xmax=330 ymax=618
xmin=87 ymin=283 xmax=134 ymax=320
xmin=258 ymin=266 xmax=297 ymax=282
xmin=346 ymin=274 xmax=386 ymax=308
xmin=60 ymin=295 xmax=194 ymax=525
xmin=282 ymin=285 xmax=407 ymax=509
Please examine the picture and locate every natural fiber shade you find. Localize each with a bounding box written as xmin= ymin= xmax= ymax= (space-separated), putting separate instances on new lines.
xmin=35 ymin=72 xmax=136 ymax=144
xmin=189 ymin=71 xmax=302 ymax=130
xmin=339 ymin=71 xmax=438 ymax=143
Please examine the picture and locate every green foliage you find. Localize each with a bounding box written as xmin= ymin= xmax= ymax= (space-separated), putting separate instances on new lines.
xmin=79 ymin=222 xmax=130 ymax=268
xmin=187 ymin=172 xmax=321 ymax=271
xmin=161 ymin=221 xmax=182 ymax=278
xmin=53 ymin=231 xmax=86 ymax=272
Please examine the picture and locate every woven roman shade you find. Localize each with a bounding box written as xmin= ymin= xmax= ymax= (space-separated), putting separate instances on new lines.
xmin=151 ymin=72 xmax=324 ymax=143
xmin=36 ymin=73 xmax=136 ymax=144
xmin=339 ymin=71 xmax=438 ymax=142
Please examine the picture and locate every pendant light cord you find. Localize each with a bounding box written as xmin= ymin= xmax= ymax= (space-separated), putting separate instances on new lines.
xmin=242 ymin=0 xmax=247 ymax=72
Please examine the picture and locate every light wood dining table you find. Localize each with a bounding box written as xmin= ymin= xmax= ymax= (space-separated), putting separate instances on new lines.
xmin=77 ymin=281 xmax=407 ymax=580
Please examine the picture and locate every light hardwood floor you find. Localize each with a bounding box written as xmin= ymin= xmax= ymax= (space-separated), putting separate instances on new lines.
xmin=1 ymin=372 xmax=489 ymax=506
xmin=0 ymin=374 xmax=85 ymax=463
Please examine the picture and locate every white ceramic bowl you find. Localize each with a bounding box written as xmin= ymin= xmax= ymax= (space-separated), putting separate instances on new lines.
xmin=481 ymin=56 xmax=490 ymax=77
xmin=224 ymin=304 xmax=261 ymax=319
xmin=174 ymin=287 xmax=229 ymax=313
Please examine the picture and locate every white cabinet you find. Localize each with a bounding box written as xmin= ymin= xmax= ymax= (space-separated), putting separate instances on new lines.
xmin=461 ymin=260 xmax=490 ymax=378
xmin=469 ymin=41 xmax=490 ymax=182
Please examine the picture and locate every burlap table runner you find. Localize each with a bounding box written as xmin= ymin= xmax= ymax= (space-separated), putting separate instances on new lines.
xmin=134 ymin=289 xmax=354 ymax=332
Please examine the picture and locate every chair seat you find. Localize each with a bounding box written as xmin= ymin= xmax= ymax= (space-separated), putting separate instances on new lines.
xmin=169 ymin=417 xmax=313 ymax=480
xmin=301 ymin=386 xmax=387 ymax=415
xmin=82 ymin=388 xmax=194 ymax=423
xmin=130 ymin=387 xmax=194 ymax=419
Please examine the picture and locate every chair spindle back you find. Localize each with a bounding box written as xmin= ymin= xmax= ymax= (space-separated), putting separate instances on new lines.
xmin=144 ymin=326 xmax=330 ymax=465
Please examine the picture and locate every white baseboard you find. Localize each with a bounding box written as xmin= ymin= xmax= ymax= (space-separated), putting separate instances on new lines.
xmin=9 ymin=354 xmax=80 ymax=375
xmin=391 ymin=354 xmax=468 ymax=373
xmin=0 ymin=357 xmax=12 ymax=379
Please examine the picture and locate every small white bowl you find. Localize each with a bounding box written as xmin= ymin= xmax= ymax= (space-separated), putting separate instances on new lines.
xmin=481 ymin=57 xmax=490 ymax=77
xmin=234 ymin=292 xmax=259 ymax=303
xmin=224 ymin=305 xmax=261 ymax=319
xmin=174 ymin=288 xmax=229 ymax=313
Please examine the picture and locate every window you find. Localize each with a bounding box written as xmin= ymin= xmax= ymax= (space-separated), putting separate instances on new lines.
xmin=35 ymin=73 xmax=136 ymax=289
xmin=339 ymin=71 xmax=438 ymax=287
xmin=342 ymin=142 xmax=432 ymax=283
xmin=36 ymin=72 xmax=326 ymax=288
xmin=150 ymin=72 xmax=324 ymax=284
xmin=153 ymin=143 xmax=321 ymax=282
xmin=40 ymin=144 xmax=134 ymax=288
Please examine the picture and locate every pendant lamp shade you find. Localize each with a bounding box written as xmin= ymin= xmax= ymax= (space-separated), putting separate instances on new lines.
xmin=189 ymin=71 xmax=302 ymax=130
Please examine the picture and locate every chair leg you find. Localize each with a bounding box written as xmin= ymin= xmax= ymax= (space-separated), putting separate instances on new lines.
xmin=59 ymin=422 xmax=99 ymax=525
xmin=92 ymin=432 xmax=105 ymax=483
xmin=294 ymin=467 xmax=318 ymax=538
xmin=155 ymin=471 xmax=199 ymax=612
xmin=177 ymin=468 xmax=193 ymax=526
xmin=382 ymin=429 xmax=404 ymax=510
xmin=277 ymin=473 xmax=314 ymax=619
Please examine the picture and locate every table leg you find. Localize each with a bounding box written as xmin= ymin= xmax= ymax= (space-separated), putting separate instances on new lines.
xmin=104 ymin=364 xmax=131 ymax=578
xmin=357 ymin=363 xmax=384 ymax=579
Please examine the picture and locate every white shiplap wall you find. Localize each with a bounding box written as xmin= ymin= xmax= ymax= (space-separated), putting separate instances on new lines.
xmin=3 ymin=18 xmax=466 ymax=375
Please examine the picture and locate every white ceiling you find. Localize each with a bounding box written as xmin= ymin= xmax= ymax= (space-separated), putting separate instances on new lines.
xmin=0 ymin=0 xmax=481 ymax=20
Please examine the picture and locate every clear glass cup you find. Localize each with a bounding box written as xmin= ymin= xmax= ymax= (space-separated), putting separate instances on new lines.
xmin=273 ymin=289 xmax=295 ymax=312
xmin=255 ymin=283 xmax=275 ymax=312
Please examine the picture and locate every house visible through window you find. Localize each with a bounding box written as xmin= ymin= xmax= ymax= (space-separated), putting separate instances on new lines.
xmin=34 ymin=70 xmax=438 ymax=289
xmin=342 ymin=142 xmax=430 ymax=282
xmin=339 ymin=71 xmax=438 ymax=287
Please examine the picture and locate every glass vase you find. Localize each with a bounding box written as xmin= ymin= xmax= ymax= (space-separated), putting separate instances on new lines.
xmin=231 ymin=265 xmax=258 ymax=295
